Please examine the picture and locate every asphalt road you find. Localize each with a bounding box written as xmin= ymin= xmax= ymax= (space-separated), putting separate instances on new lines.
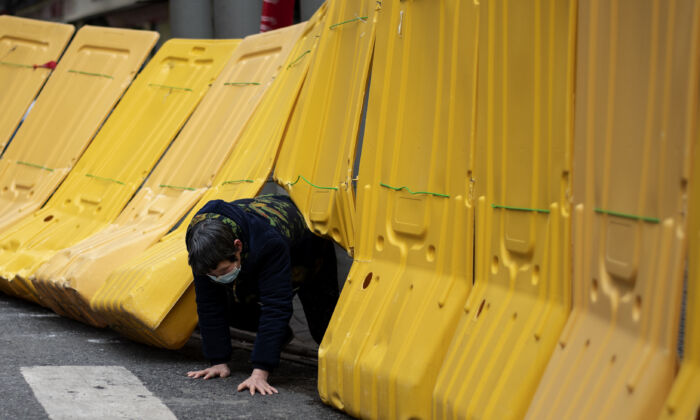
xmin=0 ymin=294 xmax=350 ymax=419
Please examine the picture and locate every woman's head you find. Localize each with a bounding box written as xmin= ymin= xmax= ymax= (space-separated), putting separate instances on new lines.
xmin=185 ymin=218 xmax=241 ymax=276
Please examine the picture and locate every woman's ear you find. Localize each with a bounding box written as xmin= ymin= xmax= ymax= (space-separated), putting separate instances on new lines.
xmin=233 ymin=238 xmax=243 ymax=253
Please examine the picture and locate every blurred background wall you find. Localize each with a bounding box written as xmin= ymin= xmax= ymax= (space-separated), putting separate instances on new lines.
xmin=0 ymin=0 xmax=325 ymax=48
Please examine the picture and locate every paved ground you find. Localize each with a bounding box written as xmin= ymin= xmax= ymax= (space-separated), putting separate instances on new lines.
xmin=0 ymin=295 xmax=351 ymax=419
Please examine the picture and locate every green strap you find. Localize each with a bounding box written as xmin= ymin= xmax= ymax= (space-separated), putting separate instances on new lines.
xmin=288 ymin=175 xmax=338 ymax=191
xmin=380 ymin=182 xmax=450 ymax=198
xmin=16 ymin=161 xmax=53 ymax=172
xmin=222 ymin=179 xmax=254 ymax=185
xmin=594 ymin=207 xmax=660 ymax=224
xmin=287 ymin=50 xmax=311 ymax=69
xmin=160 ymin=184 xmax=195 ymax=191
xmin=0 ymin=61 xmax=33 ymax=69
xmin=224 ymin=82 xmax=260 ymax=86
xmin=85 ymin=173 xmax=124 ymax=185
xmin=491 ymin=203 xmax=550 ymax=214
xmin=149 ymin=83 xmax=193 ymax=92
xmin=68 ymin=69 xmax=113 ymax=79
xmin=329 ymin=16 xmax=368 ymax=30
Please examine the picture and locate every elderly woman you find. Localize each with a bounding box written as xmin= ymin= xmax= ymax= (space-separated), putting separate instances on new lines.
xmin=185 ymin=195 xmax=338 ymax=395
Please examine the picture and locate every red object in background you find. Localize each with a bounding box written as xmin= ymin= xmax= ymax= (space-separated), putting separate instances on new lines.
xmin=33 ymin=61 xmax=57 ymax=70
xmin=260 ymin=0 xmax=295 ymax=32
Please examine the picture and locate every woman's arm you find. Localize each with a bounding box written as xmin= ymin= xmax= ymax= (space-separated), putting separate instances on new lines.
xmin=192 ymin=273 xmax=233 ymax=365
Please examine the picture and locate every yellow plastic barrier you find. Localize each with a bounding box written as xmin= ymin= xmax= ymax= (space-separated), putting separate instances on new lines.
xmin=660 ymin=9 xmax=700 ymax=414
xmin=0 ymin=26 xmax=159 ymax=233
xmin=32 ymin=24 xmax=306 ymax=327
xmin=317 ymin=1 xmax=477 ymax=418
xmin=0 ymin=39 xmax=238 ymax=303
xmin=432 ymin=1 xmax=575 ymax=419
xmin=0 ymin=16 xmax=74 ymax=150
xmin=525 ymin=1 xmax=698 ymax=419
xmin=273 ymin=0 xmax=376 ymax=252
xmin=90 ymin=7 xmax=328 ymax=349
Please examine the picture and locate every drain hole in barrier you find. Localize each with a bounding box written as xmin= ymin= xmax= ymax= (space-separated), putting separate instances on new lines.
xmin=362 ymin=272 xmax=373 ymax=289
xmin=44 ymin=215 xmax=53 ymax=222
xmin=476 ymin=299 xmax=486 ymax=318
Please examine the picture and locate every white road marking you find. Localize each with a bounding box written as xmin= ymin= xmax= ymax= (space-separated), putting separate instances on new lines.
xmin=21 ymin=366 xmax=177 ymax=420
xmin=0 ymin=312 xmax=60 ymax=318
xmin=86 ymin=338 xmax=123 ymax=344
xmin=0 ymin=333 xmax=58 ymax=339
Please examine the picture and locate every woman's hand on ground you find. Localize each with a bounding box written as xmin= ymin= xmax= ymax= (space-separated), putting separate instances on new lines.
xmin=237 ymin=368 xmax=278 ymax=395
xmin=187 ymin=363 xmax=231 ymax=380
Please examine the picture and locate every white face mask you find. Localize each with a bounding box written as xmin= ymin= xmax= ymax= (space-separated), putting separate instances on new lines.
xmin=208 ymin=264 xmax=241 ymax=284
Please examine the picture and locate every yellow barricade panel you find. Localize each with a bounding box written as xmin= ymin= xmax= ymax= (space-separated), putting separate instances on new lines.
xmin=660 ymin=17 xmax=700 ymax=415
xmin=273 ymin=0 xmax=376 ymax=251
xmin=32 ymin=25 xmax=305 ymax=327
xmin=0 ymin=26 xmax=159 ymax=233
xmin=432 ymin=1 xmax=575 ymax=419
xmin=0 ymin=39 xmax=237 ymax=302
xmin=0 ymin=16 xmax=74 ymax=150
xmin=526 ymin=1 xmax=698 ymax=419
xmin=92 ymin=232 xmax=198 ymax=349
xmin=90 ymin=8 xmax=328 ymax=348
xmin=317 ymin=1 xmax=477 ymax=418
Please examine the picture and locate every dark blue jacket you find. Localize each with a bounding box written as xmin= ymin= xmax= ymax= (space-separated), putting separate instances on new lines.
xmin=190 ymin=195 xmax=308 ymax=371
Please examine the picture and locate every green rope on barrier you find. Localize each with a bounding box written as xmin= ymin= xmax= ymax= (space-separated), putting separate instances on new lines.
xmin=329 ymin=16 xmax=368 ymax=30
xmin=491 ymin=203 xmax=550 ymax=214
xmin=594 ymin=207 xmax=660 ymax=224
xmin=16 ymin=161 xmax=53 ymax=172
xmin=148 ymin=83 xmax=193 ymax=92
xmin=222 ymin=179 xmax=254 ymax=185
xmin=288 ymin=175 xmax=338 ymax=191
xmin=287 ymin=50 xmax=311 ymax=69
xmin=160 ymin=184 xmax=196 ymax=191
xmin=68 ymin=69 xmax=113 ymax=79
xmin=85 ymin=173 xmax=125 ymax=185
xmin=380 ymin=182 xmax=450 ymax=198
xmin=0 ymin=61 xmax=33 ymax=69
xmin=224 ymin=82 xmax=261 ymax=86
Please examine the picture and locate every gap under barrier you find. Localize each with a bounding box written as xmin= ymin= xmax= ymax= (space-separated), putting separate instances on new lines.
xmin=89 ymin=6 xmax=328 ymax=349
xmin=31 ymin=24 xmax=304 ymax=328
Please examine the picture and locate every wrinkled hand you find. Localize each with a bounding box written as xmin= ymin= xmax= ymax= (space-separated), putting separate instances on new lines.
xmin=237 ymin=368 xmax=278 ymax=396
xmin=187 ymin=363 xmax=231 ymax=380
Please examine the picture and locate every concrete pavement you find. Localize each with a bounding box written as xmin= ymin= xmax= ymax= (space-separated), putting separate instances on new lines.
xmin=0 ymin=295 xmax=350 ymax=419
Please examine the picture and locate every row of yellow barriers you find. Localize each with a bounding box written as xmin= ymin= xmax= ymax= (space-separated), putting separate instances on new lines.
xmin=0 ymin=0 xmax=698 ymax=418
